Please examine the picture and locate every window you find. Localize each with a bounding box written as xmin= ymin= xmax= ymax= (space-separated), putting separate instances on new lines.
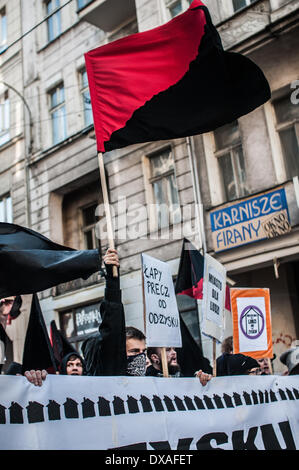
xmin=59 ymin=301 xmax=102 ymax=353
xmin=46 ymin=0 xmax=61 ymax=42
xmin=0 ymin=90 xmax=10 ymax=146
xmin=0 ymin=8 xmax=7 ymax=51
xmin=214 ymin=121 xmax=249 ymax=202
xmin=81 ymin=203 xmax=99 ymax=250
xmin=232 ymin=0 xmax=257 ymax=12
xmin=77 ymin=0 xmax=94 ymax=11
xmin=166 ymin=0 xmax=191 ymax=18
xmin=274 ymin=95 xmax=299 ymax=179
xmin=0 ymin=194 xmax=13 ymax=223
xmin=80 ymin=68 xmax=93 ymax=128
xmin=49 ymin=83 xmax=67 ymax=145
xmin=148 ymin=148 xmax=180 ymax=230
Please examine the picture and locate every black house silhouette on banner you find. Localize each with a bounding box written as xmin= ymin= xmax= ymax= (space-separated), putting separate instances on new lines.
xmin=63 ymin=398 xmax=79 ymax=419
xmin=0 ymin=404 xmax=6 ymax=424
xmin=47 ymin=400 xmax=61 ymax=421
xmin=9 ymin=402 xmax=23 ymax=424
xmin=82 ymin=398 xmax=95 ymax=418
xmin=26 ymin=401 xmax=44 ymax=423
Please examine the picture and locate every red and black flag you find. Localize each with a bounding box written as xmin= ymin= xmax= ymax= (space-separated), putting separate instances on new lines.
xmin=175 ymin=238 xmax=204 ymax=299
xmin=6 ymin=295 xmax=22 ymax=325
xmin=0 ymin=222 xmax=100 ymax=298
xmin=22 ymin=294 xmax=58 ymax=374
xmin=50 ymin=320 xmax=76 ymax=366
xmin=85 ymin=0 xmax=270 ymax=153
xmin=175 ymin=238 xmax=231 ymax=310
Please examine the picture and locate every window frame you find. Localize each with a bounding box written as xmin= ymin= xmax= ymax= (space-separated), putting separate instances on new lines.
xmin=0 ymin=193 xmax=13 ymax=223
xmin=45 ymin=0 xmax=61 ymax=43
xmin=48 ymin=83 xmax=67 ymax=145
xmin=0 ymin=89 xmax=10 ymax=146
xmin=214 ymin=122 xmax=249 ymax=202
xmin=80 ymin=202 xmax=100 ymax=250
xmin=146 ymin=146 xmax=181 ymax=231
xmin=0 ymin=7 xmax=7 ymax=51
xmin=232 ymin=0 xmax=258 ymax=13
xmin=273 ymin=94 xmax=299 ymax=180
xmin=79 ymin=68 xmax=93 ymax=129
xmin=166 ymin=0 xmax=191 ymax=19
xmin=77 ymin=0 xmax=94 ymax=12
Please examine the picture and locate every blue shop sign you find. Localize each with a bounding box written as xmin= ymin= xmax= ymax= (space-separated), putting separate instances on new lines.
xmin=210 ymin=188 xmax=291 ymax=252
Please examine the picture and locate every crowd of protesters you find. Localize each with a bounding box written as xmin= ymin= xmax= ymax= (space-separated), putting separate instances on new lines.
xmin=0 ymin=248 xmax=298 ymax=388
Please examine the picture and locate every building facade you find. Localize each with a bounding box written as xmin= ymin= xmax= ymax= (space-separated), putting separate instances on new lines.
xmin=0 ymin=0 xmax=298 ymax=373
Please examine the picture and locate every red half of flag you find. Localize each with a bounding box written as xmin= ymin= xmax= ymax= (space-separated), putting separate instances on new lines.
xmin=85 ymin=0 xmax=271 ymax=153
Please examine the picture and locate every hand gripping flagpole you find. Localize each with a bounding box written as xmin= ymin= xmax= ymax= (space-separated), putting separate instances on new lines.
xmin=97 ymin=152 xmax=118 ymax=278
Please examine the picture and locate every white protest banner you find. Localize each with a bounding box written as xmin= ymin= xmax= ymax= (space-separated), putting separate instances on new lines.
xmin=231 ymin=288 xmax=273 ymax=359
xmin=0 ymin=374 xmax=298 ymax=450
xmin=141 ymin=253 xmax=182 ymax=348
xmin=201 ymin=253 xmax=226 ymax=342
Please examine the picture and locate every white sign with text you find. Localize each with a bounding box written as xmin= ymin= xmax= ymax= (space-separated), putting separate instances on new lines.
xmin=202 ymin=254 xmax=226 ymax=342
xmin=142 ymin=253 xmax=182 ymax=348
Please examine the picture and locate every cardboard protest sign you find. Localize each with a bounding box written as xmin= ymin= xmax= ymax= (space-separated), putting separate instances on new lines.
xmin=230 ymin=288 xmax=273 ymax=359
xmin=201 ymin=254 xmax=226 ymax=342
xmin=141 ymin=253 xmax=182 ymax=348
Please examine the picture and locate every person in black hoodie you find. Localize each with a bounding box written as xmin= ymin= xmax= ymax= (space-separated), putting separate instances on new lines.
xmin=216 ymin=352 xmax=260 ymax=376
xmin=60 ymin=352 xmax=86 ymax=376
xmin=81 ymin=248 xmax=128 ymax=376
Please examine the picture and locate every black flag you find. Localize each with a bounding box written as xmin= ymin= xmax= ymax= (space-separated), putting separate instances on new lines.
xmin=50 ymin=320 xmax=76 ymax=366
xmin=0 ymin=222 xmax=100 ymax=297
xmin=177 ymin=316 xmax=212 ymax=376
xmin=22 ymin=294 xmax=58 ymax=374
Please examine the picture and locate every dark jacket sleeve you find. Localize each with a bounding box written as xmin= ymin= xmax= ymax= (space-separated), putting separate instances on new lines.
xmin=82 ymin=266 xmax=127 ymax=376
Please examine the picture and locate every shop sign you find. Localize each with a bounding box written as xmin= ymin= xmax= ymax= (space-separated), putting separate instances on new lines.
xmin=210 ymin=188 xmax=291 ymax=252
xmin=75 ymin=302 xmax=101 ymax=336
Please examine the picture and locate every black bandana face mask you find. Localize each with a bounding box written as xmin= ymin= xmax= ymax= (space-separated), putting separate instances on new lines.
xmin=126 ymin=352 xmax=146 ymax=376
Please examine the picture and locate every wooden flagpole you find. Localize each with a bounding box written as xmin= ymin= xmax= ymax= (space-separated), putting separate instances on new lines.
xmin=267 ymin=357 xmax=273 ymax=375
xmin=213 ymin=337 xmax=217 ymax=377
xmin=161 ymin=347 xmax=169 ymax=378
xmin=97 ymin=152 xmax=118 ymax=277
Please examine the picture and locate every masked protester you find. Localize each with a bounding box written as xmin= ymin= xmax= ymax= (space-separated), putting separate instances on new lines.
xmin=125 ymin=326 xmax=147 ymax=376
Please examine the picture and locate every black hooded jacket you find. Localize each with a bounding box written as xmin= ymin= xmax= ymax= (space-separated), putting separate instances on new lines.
xmin=81 ymin=265 xmax=127 ymax=376
xmin=216 ymin=353 xmax=260 ymax=376
xmin=60 ymin=352 xmax=86 ymax=375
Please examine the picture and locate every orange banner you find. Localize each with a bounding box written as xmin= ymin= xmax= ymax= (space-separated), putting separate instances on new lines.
xmin=231 ymin=288 xmax=273 ymax=359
